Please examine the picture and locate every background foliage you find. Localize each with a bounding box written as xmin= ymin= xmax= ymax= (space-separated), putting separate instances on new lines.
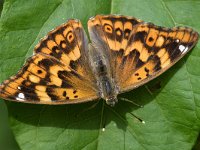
xmin=0 ymin=0 xmax=200 ymax=150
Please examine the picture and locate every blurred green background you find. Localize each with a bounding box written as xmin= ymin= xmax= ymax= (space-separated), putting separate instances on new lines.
xmin=0 ymin=1 xmax=19 ymax=150
xmin=0 ymin=101 xmax=19 ymax=150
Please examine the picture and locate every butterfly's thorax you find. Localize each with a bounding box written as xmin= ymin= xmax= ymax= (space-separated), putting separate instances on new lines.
xmin=88 ymin=45 xmax=119 ymax=106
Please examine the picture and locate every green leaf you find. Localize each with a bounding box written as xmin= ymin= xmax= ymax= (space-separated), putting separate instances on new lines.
xmin=0 ymin=0 xmax=4 ymax=15
xmin=0 ymin=0 xmax=200 ymax=150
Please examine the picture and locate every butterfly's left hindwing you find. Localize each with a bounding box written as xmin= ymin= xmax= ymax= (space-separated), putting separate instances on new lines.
xmin=0 ymin=20 xmax=99 ymax=104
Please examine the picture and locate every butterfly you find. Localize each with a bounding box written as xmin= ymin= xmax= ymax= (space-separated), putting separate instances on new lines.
xmin=0 ymin=15 xmax=198 ymax=106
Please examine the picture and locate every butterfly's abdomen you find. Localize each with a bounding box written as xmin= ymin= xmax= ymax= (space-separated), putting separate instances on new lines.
xmin=94 ymin=56 xmax=118 ymax=106
xmin=88 ymin=46 xmax=118 ymax=106
xmin=94 ymin=58 xmax=113 ymax=96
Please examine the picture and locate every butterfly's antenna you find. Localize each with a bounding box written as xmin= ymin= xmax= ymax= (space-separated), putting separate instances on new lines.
xmin=129 ymin=112 xmax=145 ymax=124
xmin=119 ymin=97 xmax=143 ymax=108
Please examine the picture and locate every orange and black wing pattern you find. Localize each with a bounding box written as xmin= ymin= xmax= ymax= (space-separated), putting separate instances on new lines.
xmin=0 ymin=19 xmax=99 ymax=104
xmin=88 ymin=15 xmax=199 ymax=93
xmin=120 ymin=23 xmax=198 ymax=92
xmin=0 ymin=15 xmax=199 ymax=104
xmin=88 ymin=15 xmax=143 ymax=80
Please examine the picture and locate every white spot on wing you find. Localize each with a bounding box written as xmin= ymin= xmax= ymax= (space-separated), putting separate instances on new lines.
xmin=17 ymin=86 xmax=21 ymax=90
xmin=16 ymin=93 xmax=25 ymax=101
xmin=179 ymin=45 xmax=185 ymax=52
xmin=179 ymin=45 xmax=189 ymax=54
xmin=18 ymin=93 xmax=25 ymax=99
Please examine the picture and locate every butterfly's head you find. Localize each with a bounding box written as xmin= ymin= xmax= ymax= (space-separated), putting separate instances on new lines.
xmin=102 ymin=81 xmax=119 ymax=107
xmin=105 ymin=96 xmax=118 ymax=107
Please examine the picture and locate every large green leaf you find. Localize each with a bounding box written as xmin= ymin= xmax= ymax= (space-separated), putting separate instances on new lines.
xmin=0 ymin=0 xmax=200 ymax=149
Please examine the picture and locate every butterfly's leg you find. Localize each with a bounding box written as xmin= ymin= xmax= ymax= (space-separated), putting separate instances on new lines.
xmin=129 ymin=112 xmax=145 ymax=124
xmin=145 ymin=85 xmax=153 ymax=95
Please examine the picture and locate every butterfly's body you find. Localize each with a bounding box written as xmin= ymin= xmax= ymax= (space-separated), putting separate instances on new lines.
xmin=88 ymin=44 xmax=119 ymax=106
xmin=0 ymin=15 xmax=198 ymax=106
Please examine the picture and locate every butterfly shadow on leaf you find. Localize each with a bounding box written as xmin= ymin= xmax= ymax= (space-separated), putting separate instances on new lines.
xmin=98 ymin=58 xmax=187 ymax=131
xmin=4 ymin=59 xmax=184 ymax=133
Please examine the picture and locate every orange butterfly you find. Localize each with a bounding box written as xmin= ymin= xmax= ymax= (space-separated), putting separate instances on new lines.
xmin=0 ymin=15 xmax=198 ymax=106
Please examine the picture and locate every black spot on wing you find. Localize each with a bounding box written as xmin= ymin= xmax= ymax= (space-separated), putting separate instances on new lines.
xmin=50 ymin=46 xmax=62 ymax=58
xmin=144 ymin=67 xmax=149 ymax=73
xmin=57 ymin=70 xmax=69 ymax=80
xmin=148 ymin=37 xmax=154 ymax=42
xmin=63 ymin=91 xmax=67 ymax=97
xmin=37 ymin=70 xmax=43 ymax=74
xmin=57 ymin=70 xmax=82 ymax=88
xmin=46 ymin=87 xmax=59 ymax=101
xmin=134 ymin=31 xmax=147 ymax=42
xmin=38 ymin=59 xmax=54 ymax=70
xmin=135 ymin=73 xmax=139 ymax=76
xmin=69 ymin=60 xmax=77 ymax=70
xmin=73 ymin=90 xmax=77 ymax=94
xmin=136 ymin=59 xmax=145 ymax=69
xmin=124 ymin=29 xmax=131 ymax=39
xmin=148 ymin=55 xmax=161 ymax=72
xmin=57 ymin=70 xmax=74 ymax=88
xmin=74 ymin=95 xmax=78 ymax=98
